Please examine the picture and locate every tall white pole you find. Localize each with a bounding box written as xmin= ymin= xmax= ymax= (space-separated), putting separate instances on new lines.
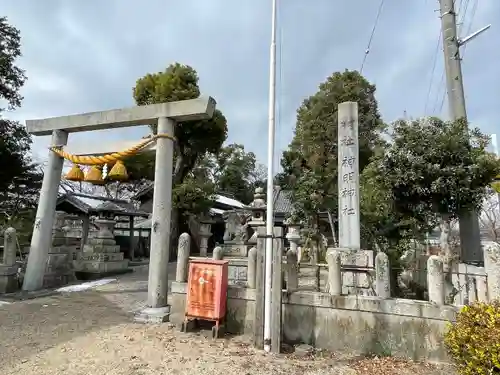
xmin=492 ymin=134 xmax=500 ymax=206
xmin=492 ymin=134 xmax=499 ymax=157
xmin=264 ymin=0 xmax=277 ymax=353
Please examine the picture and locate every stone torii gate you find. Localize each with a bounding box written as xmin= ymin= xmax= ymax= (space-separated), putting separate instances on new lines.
xmin=23 ymin=97 xmax=216 ymax=322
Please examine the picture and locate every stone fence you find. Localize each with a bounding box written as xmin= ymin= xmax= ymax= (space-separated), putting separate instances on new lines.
xmin=171 ymin=232 xmax=500 ymax=362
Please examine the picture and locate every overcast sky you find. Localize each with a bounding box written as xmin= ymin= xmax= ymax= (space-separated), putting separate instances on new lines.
xmin=3 ymin=0 xmax=499 ymax=166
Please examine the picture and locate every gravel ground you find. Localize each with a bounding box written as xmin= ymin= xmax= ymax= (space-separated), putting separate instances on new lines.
xmin=0 ymin=266 xmax=455 ymax=375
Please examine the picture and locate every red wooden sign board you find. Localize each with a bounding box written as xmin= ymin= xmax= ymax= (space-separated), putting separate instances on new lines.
xmin=182 ymin=258 xmax=229 ymax=338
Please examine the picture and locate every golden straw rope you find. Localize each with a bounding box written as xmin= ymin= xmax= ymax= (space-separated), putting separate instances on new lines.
xmin=49 ymin=133 xmax=175 ymax=165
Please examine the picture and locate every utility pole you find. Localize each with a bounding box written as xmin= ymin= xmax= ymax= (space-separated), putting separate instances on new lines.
xmin=491 ymin=134 xmax=500 ymax=207
xmin=264 ymin=0 xmax=277 ymax=353
xmin=438 ymin=0 xmax=491 ymax=264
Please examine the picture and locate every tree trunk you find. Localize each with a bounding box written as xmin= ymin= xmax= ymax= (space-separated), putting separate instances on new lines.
xmin=439 ymin=214 xmax=458 ymax=304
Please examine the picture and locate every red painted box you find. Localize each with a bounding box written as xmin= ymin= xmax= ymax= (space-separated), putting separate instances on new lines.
xmin=185 ymin=258 xmax=229 ymax=321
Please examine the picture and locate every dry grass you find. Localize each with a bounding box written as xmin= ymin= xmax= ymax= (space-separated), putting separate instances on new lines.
xmin=0 ymin=271 xmax=455 ymax=375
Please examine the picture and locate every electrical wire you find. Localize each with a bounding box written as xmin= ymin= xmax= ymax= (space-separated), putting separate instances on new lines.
xmin=423 ymin=29 xmax=442 ymax=117
xmin=360 ymin=0 xmax=385 ymax=74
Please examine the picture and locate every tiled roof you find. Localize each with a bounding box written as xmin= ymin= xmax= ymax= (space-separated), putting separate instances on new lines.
xmin=273 ymin=186 xmax=293 ymax=215
xmin=56 ymin=194 xmax=149 ymax=217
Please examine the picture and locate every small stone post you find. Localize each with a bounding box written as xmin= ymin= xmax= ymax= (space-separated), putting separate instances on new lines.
xmin=0 ymin=227 xmax=19 ymax=293
xmin=3 ymin=227 xmax=17 ymax=267
xmin=199 ymin=217 xmax=214 ymax=257
xmin=247 ymin=246 xmax=257 ymax=289
xmin=326 ymin=249 xmax=342 ymax=296
xmin=175 ymin=233 xmax=191 ymax=283
xmin=375 ymin=252 xmax=391 ymax=299
xmin=477 ymin=276 xmax=489 ymax=302
xmin=285 ymin=248 xmax=298 ymax=292
xmin=484 ymin=242 xmax=500 ymax=301
xmin=213 ymin=246 xmax=223 ymax=260
xmin=253 ymin=227 xmax=266 ymax=349
xmin=427 ymin=255 xmax=445 ymax=305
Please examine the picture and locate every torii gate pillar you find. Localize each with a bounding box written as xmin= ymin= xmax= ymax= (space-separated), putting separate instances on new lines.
xmin=22 ymin=97 xmax=216 ymax=323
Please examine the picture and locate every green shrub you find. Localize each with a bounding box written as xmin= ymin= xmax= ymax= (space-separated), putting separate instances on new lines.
xmin=444 ymin=301 xmax=500 ymax=375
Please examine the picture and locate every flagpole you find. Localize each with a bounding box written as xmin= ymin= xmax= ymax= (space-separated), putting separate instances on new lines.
xmin=492 ymin=134 xmax=500 ymax=206
xmin=264 ymin=0 xmax=277 ymax=353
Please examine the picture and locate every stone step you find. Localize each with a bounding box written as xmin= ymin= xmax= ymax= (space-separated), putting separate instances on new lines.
xmin=73 ymin=259 xmax=128 ymax=273
xmin=49 ymin=246 xmax=78 ymax=254
xmin=82 ymin=244 xmax=121 ymax=253
xmin=43 ymin=273 xmax=76 ymax=289
xmin=87 ymin=238 xmax=117 ymax=246
xmin=77 ymin=252 xmax=124 ymax=262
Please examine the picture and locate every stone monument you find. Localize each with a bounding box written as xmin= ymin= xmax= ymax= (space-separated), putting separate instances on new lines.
xmin=328 ymin=102 xmax=375 ymax=295
xmin=73 ymin=214 xmax=129 ymax=280
xmin=0 ymin=228 xmax=19 ymax=293
xmin=221 ymin=210 xmax=251 ymax=257
xmin=338 ymin=102 xmax=360 ymax=249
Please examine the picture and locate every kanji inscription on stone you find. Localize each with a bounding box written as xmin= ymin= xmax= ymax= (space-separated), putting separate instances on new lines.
xmin=337 ymin=102 xmax=360 ymax=249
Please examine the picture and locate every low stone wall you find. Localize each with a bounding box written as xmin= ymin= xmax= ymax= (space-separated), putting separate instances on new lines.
xmin=170 ymin=282 xmax=457 ymax=363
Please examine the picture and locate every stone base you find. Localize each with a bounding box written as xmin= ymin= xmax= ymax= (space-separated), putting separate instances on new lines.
xmin=221 ymin=243 xmax=248 ymax=257
xmin=134 ymin=306 xmax=170 ymax=324
xmin=226 ymin=257 xmax=249 ymax=286
xmin=0 ymin=265 xmax=19 ymax=294
xmin=74 ymin=259 xmax=129 ymax=273
xmin=75 ymin=267 xmax=132 ymax=281
xmin=43 ymin=272 xmax=76 ymax=289
xmin=0 ymin=274 xmax=18 ymax=294
xmin=82 ymin=244 xmax=121 ymax=253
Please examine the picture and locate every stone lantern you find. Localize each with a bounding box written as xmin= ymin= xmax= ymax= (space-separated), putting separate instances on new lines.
xmin=285 ymin=217 xmax=302 ymax=263
xmin=199 ymin=215 xmax=214 ymax=257
xmin=247 ymin=187 xmax=266 ymax=244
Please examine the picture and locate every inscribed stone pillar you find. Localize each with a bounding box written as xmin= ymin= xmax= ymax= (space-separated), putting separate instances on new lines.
xmin=247 ymin=246 xmax=257 ymax=289
xmin=285 ymin=248 xmax=298 ymax=292
xmin=427 ymin=256 xmax=445 ymax=305
xmin=0 ymin=227 xmax=19 ymax=293
xmin=326 ymin=249 xmax=342 ymax=296
xmin=213 ymin=246 xmax=223 ymax=260
xmin=484 ymin=242 xmax=500 ymax=301
xmin=3 ymin=227 xmax=17 ymax=267
xmin=175 ymin=233 xmax=190 ymax=283
xmin=375 ymin=252 xmax=391 ymax=299
xmin=337 ymin=102 xmax=360 ymax=250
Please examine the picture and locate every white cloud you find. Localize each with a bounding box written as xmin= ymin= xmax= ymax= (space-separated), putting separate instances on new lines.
xmin=2 ymin=0 xmax=499 ymax=167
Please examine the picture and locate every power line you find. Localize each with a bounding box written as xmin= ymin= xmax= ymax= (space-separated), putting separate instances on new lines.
xmin=360 ymin=0 xmax=385 ymax=74
xmin=424 ymin=29 xmax=442 ymax=116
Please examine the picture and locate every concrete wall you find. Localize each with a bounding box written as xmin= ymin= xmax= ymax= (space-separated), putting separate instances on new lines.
xmin=170 ymin=281 xmax=457 ymax=363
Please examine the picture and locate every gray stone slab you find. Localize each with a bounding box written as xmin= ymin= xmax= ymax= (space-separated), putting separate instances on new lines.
xmin=27 ymin=97 xmax=216 ymax=135
xmin=134 ymin=306 xmax=170 ymax=324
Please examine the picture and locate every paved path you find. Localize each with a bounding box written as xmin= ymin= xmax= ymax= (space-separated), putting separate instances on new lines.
xmin=0 ymin=264 xmax=453 ymax=375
